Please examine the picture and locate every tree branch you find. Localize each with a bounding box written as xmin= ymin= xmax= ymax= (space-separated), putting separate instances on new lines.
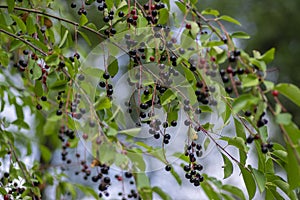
xmin=0 ymin=28 xmax=47 ymax=56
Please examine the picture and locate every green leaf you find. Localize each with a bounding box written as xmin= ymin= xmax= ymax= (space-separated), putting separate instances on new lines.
xmin=94 ymin=96 xmax=112 ymax=110
xmin=6 ymin=0 xmax=14 ymax=12
xmin=39 ymin=145 xmax=52 ymax=163
xmin=282 ymin=122 xmax=300 ymax=148
xmin=0 ymin=49 xmax=10 ymax=67
xmin=231 ymin=31 xmax=250 ymax=39
xmin=107 ymin=56 xmax=119 ymax=77
xmin=158 ymin=8 xmax=169 ymax=24
xmin=286 ymin=144 xmax=300 ymax=189
xmin=74 ymin=184 xmax=99 ymax=199
xmin=221 ymin=153 xmax=233 ymax=179
xmin=258 ymin=48 xmax=275 ymax=64
xmin=152 ymin=186 xmax=172 ymax=200
xmin=219 ymin=15 xmax=241 ymax=26
xmin=233 ymin=119 xmax=247 ymax=162
xmin=232 ymin=94 xmax=259 ymax=114
xmin=26 ymin=15 xmax=36 ymax=35
xmin=201 ymin=8 xmax=220 ymax=17
xmin=28 ymin=37 xmax=49 ymax=53
xmin=78 ymin=31 xmax=92 ymax=46
xmin=274 ymin=83 xmax=300 ymax=107
xmin=241 ymin=74 xmax=259 ymax=88
xmin=63 ymin=182 xmax=77 ymax=199
xmin=221 ymin=193 xmax=235 ymax=200
xmin=202 ymin=181 xmax=221 ymax=200
xmin=98 ymin=143 xmax=116 ymax=164
xmin=251 ymin=168 xmax=266 ymax=193
xmin=240 ymin=166 xmax=256 ymax=199
xmin=222 ymin=185 xmax=246 ymax=200
xmin=188 ymin=21 xmax=200 ymax=39
xmin=105 ymin=0 xmax=114 ymax=10
xmin=127 ymin=149 xmax=146 ymax=171
xmin=45 ymin=54 xmax=59 ymax=65
xmin=172 ymin=152 xmax=189 ymax=163
xmin=271 ymin=149 xmax=287 ymax=165
xmin=118 ymin=128 xmax=141 ymax=137
xmin=250 ymin=58 xmax=267 ymax=71
xmin=106 ymin=128 xmax=118 ymax=136
xmin=79 ymin=14 xmax=88 ymax=26
xmin=160 ymin=89 xmax=177 ymax=106
xmin=43 ymin=120 xmax=58 ymax=136
xmin=114 ymin=153 xmax=129 ymax=168
xmin=32 ymin=62 xmax=42 ymax=80
xmin=136 ymin=172 xmax=151 ymax=189
xmin=12 ymin=119 xmax=30 ymax=130
xmin=204 ymin=40 xmax=224 ymax=47
xmin=273 ymin=179 xmax=297 ymax=200
xmin=276 ymin=113 xmax=292 ymax=125
xmin=221 ymin=136 xmax=248 ymax=153
xmin=58 ymin=30 xmax=69 ymax=48
xmin=15 ymin=103 xmax=24 ymax=120
xmin=83 ymin=67 xmax=103 ymax=77
xmin=234 ymin=118 xmax=246 ymax=140
xmin=10 ymin=14 xmax=26 ymax=33
xmin=9 ymin=39 xmax=23 ymax=52
xmin=175 ymin=2 xmax=186 ymax=14
xmin=49 ymin=80 xmax=68 ymax=90
xmin=170 ymin=168 xmax=182 ymax=185
xmin=0 ymin=187 xmax=7 ymax=195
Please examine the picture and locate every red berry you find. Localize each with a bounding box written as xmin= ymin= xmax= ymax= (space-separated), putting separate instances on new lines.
xmin=131 ymin=9 xmax=136 ymax=15
xmin=150 ymin=56 xmax=155 ymax=62
xmin=132 ymin=15 xmax=138 ymax=20
xmin=272 ymin=90 xmax=279 ymax=97
xmin=226 ymin=66 xmax=233 ymax=74
xmin=185 ymin=24 xmax=192 ymax=29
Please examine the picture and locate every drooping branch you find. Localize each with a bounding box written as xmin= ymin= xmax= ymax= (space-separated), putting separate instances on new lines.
xmin=0 ymin=5 xmax=107 ymax=41
xmin=0 ymin=28 xmax=47 ymax=56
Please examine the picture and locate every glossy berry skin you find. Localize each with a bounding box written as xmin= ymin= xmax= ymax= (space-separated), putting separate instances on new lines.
xmin=125 ymin=172 xmax=132 ymax=178
xmin=246 ymin=135 xmax=254 ymax=144
xmin=98 ymin=5 xmax=104 ymax=11
xmin=103 ymin=16 xmax=110 ymax=23
xmin=165 ymin=165 xmax=171 ymax=171
xmin=150 ymin=56 xmax=155 ymax=62
xmin=154 ymin=133 xmax=160 ymax=139
xmin=272 ymin=90 xmax=279 ymax=97
xmin=185 ymin=24 xmax=192 ymax=29
xmin=184 ymin=165 xmax=191 ymax=172
xmin=118 ymin=11 xmax=124 ymax=17
xmin=103 ymin=72 xmax=110 ymax=79
xmin=261 ymin=145 xmax=268 ymax=154
xmin=244 ymin=110 xmax=252 ymax=117
xmin=56 ymin=109 xmax=63 ymax=116
xmin=41 ymin=96 xmax=47 ymax=101
xmin=36 ymin=104 xmax=42 ymax=110
xmin=99 ymin=81 xmax=106 ymax=88
xmin=171 ymin=120 xmax=177 ymax=127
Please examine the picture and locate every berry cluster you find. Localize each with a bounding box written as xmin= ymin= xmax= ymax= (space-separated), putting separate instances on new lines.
xmin=183 ymin=142 xmax=204 ymax=186
xmin=1 ymin=172 xmax=27 ymax=200
xmin=98 ymin=72 xmax=114 ymax=97
xmin=143 ymin=1 xmax=165 ymax=24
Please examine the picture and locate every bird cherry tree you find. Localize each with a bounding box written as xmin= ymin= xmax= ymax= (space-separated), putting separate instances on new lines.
xmin=0 ymin=0 xmax=300 ymax=199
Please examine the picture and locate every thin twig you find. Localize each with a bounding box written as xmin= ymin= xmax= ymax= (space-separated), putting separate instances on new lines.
xmin=0 ymin=28 xmax=47 ymax=56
